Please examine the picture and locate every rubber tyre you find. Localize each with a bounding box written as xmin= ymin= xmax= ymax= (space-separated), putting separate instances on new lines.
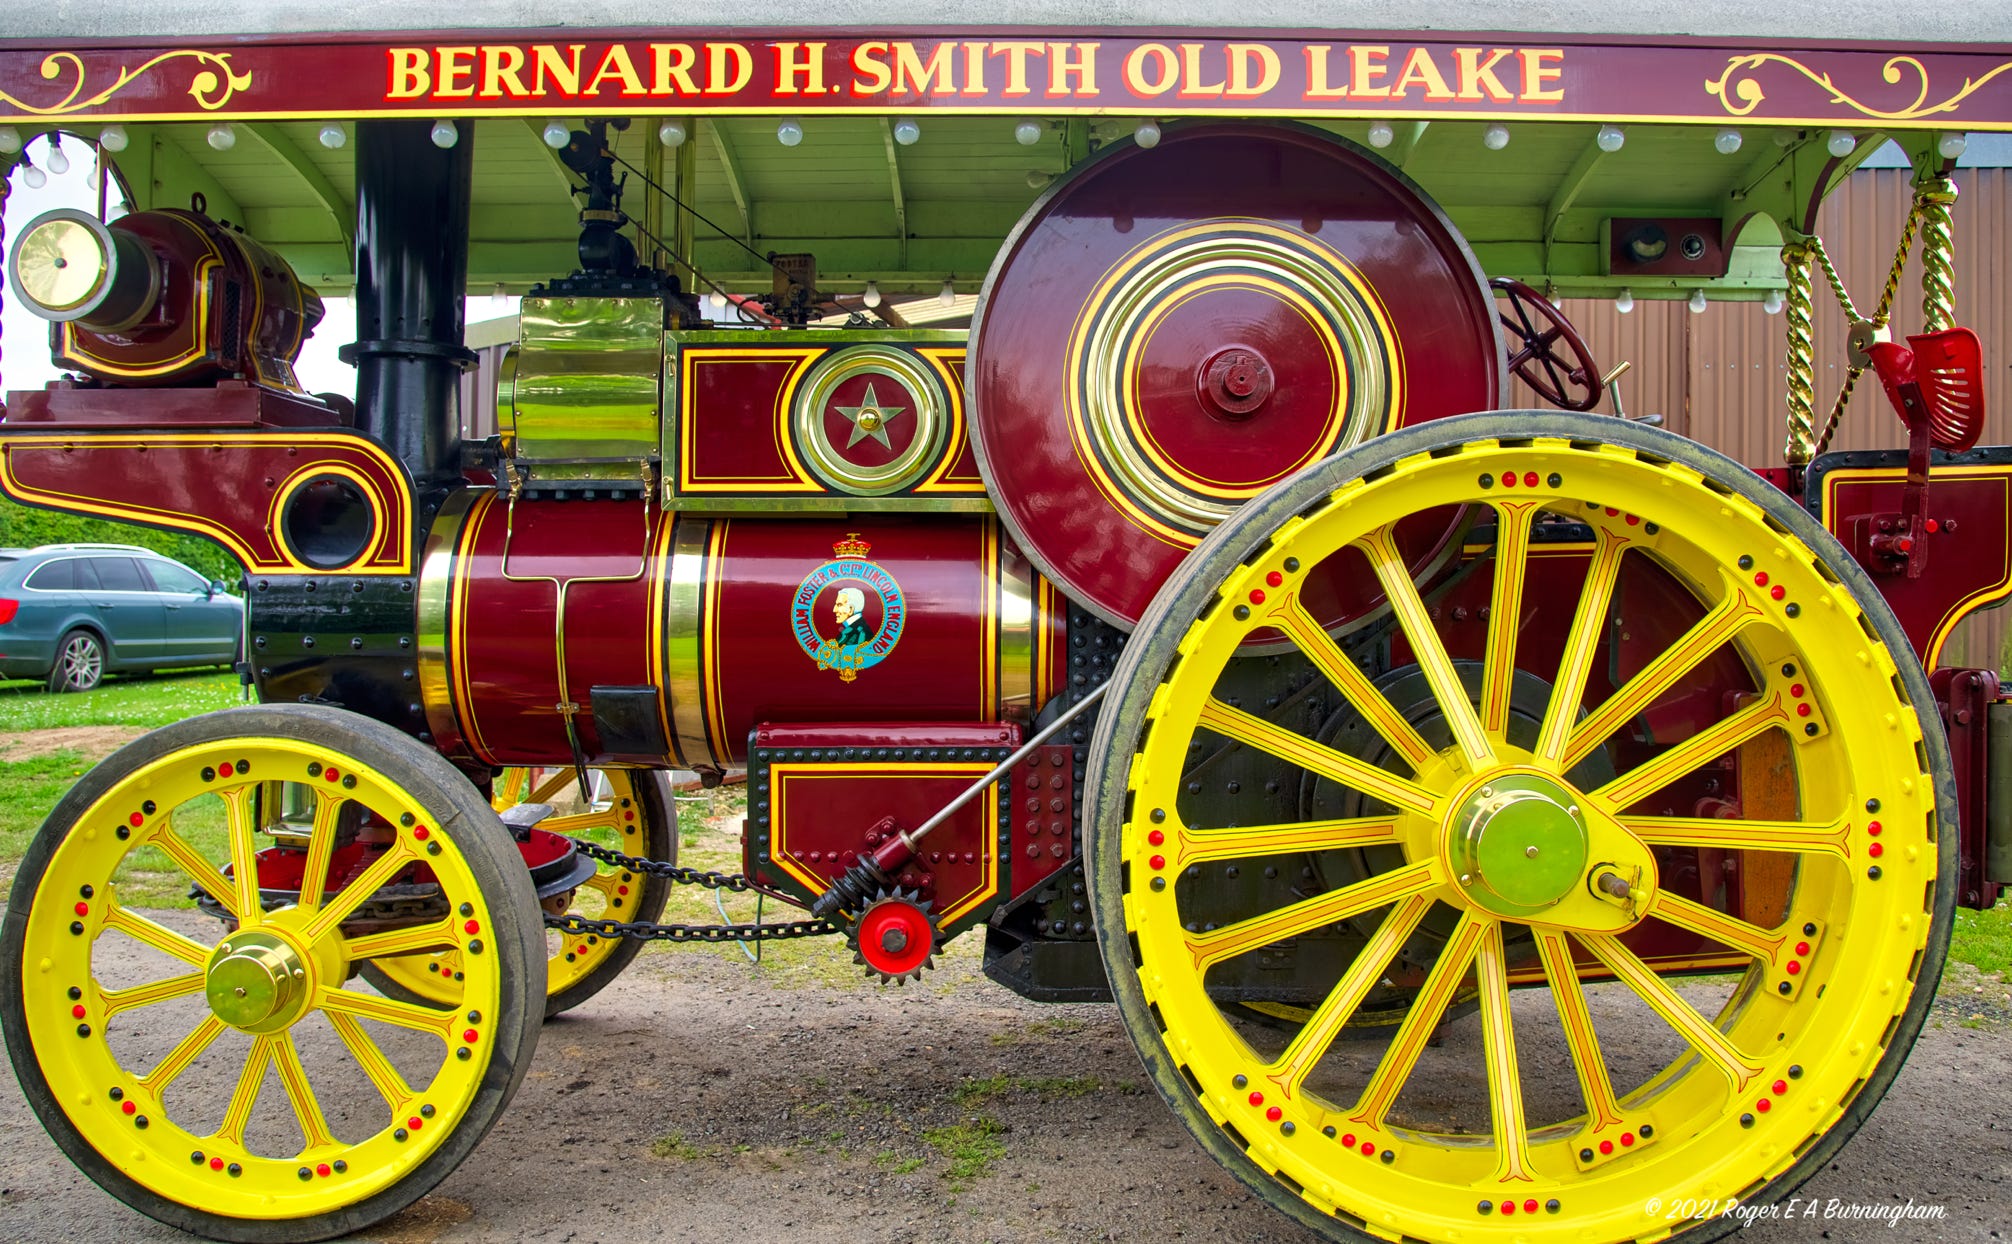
xmin=0 ymin=704 xmax=547 ymax=1242
xmin=47 ymin=628 xmax=105 ymax=693
xmin=1084 ymin=410 xmax=1958 ymax=1244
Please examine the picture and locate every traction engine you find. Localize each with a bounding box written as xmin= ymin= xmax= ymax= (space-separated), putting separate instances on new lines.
xmin=0 ymin=115 xmax=2001 ymax=1244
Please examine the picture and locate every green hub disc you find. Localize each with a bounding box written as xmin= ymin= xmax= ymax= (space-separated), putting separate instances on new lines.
xmin=1453 ymin=773 xmax=1589 ymax=914
xmin=205 ymin=932 xmax=307 ymax=1034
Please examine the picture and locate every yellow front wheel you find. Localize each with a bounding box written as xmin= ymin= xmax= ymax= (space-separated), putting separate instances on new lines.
xmin=0 ymin=705 xmax=544 ymax=1242
xmin=1086 ymin=411 xmax=1955 ymax=1243
xmin=362 ymin=767 xmax=675 ymax=1018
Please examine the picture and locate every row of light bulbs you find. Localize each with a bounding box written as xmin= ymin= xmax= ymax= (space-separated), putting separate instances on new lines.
xmin=529 ymin=115 xmax=1166 ymax=151
xmin=688 ymin=279 xmax=958 ymax=317
xmin=1611 ymin=288 xmax=1789 ymax=315
xmin=0 ymin=118 xmax=1967 ymax=325
xmin=855 ymin=279 xmax=959 ymax=309
xmin=0 ymin=120 xmax=1970 ymax=162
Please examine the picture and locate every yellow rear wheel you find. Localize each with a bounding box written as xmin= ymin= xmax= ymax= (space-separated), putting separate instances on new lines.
xmin=1086 ymin=411 xmax=1955 ymax=1243
xmin=362 ymin=767 xmax=675 ymax=1018
xmin=0 ymin=705 xmax=543 ymax=1242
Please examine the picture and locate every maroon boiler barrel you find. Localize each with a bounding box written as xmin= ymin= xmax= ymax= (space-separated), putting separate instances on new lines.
xmin=418 ymin=493 xmax=1067 ymax=769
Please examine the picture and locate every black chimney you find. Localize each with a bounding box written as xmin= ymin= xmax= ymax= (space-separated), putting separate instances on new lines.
xmin=343 ymin=119 xmax=474 ymax=487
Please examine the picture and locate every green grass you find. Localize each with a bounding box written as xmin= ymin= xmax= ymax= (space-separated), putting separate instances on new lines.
xmin=1952 ymin=898 xmax=2012 ymax=980
xmin=0 ymin=750 xmax=92 ymax=892
xmin=647 ymin=1132 xmax=716 ymax=1160
xmin=951 ymin=1074 xmax=1104 ymax=1107
xmin=0 ymin=669 xmax=246 ymax=731
xmin=0 ymin=749 xmax=228 ymax=903
xmin=921 ymin=1116 xmax=1006 ymax=1190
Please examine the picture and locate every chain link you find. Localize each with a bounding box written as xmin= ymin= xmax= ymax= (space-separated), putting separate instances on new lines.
xmin=543 ymin=910 xmax=839 ymax=943
xmin=568 ymin=835 xmax=756 ymax=892
xmin=548 ymin=837 xmax=842 ymax=943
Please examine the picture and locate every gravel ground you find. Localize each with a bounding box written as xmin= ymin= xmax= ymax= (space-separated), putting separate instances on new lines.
xmin=0 ymin=927 xmax=2007 ymax=1244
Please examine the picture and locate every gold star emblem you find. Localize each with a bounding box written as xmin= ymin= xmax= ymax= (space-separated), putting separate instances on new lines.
xmin=834 ymin=382 xmax=907 ymax=449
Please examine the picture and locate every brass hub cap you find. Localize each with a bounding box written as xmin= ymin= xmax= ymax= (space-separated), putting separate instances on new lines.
xmin=1452 ymin=773 xmax=1590 ymax=915
xmin=205 ymin=931 xmax=311 ymax=1034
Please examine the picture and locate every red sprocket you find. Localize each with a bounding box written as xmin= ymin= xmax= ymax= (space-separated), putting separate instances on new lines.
xmin=850 ymin=888 xmax=941 ymax=984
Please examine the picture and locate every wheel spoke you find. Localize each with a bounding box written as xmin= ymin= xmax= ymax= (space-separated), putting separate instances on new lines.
xmin=1272 ymin=601 xmax=1435 ymax=771
xmin=1479 ymin=500 xmax=1541 ymax=736
xmin=1561 ymin=585 xmax=1766 ymax=771
xmin=1592 ymin=695 xmax=1792 ymax=812
xmin=327 ymin=1010 xmax=419 ymax=1113
xmin=1184 ymin=860 xmax=1441 ymax=972
xmin=1174 ymin=816 xmax=1399 ymax=869
xmin=137 ymin=1014 xmax=227 ymax=1095
xmin=144 ymin=822 xmax=238 ymax=924
xmin=1623 ymin=812 xmax=1851 ymax=860
xmin=528 ymin=768 xmax=584 ymax=805
xmin=1535 ymin=527 xmax=1628 ymax=764
xmin=1196 ymin=699 xmax=1438 ymax=816
xmin=1533 ymin=929 xmax=1625 ymax=1131
xmin=221 ymin=786 xmax=262 ymax=925
xmin=1581 ymin=932 xmax=1763 ymax=1091
xmin=294 ymin=788 xmax=346 ymax=912
xmin=1476 ymin=920 xmax=1535 ymax=1183
xmin=1356 ymin=525 xmax=1495 ymax=770
xmin=1349 ymin=910 xmax=1488 ymax=1128
xmin=271 ymin=1031 xmax=339 ymax=1151
xmin=101 ymin=900 xmax=211 ymax=968
xmin=1262 ymin=893 xmax=1433 ymax=1101
xmin=213 ymin=1036 xmax=275 ymax=1147
xmin=1646 ymin=890 xmax=1789 ymax=959
xmin=100 ymin=971 xmax=203 ymax=1019
xmin=491 ymin=768 xmax=531 ymax=809
xmin=301 ymin=844 xmax=416 ymax=943
xmin=316 ymin=984 xmax=455 ymax=1040
xmin=345 ymin=917 xmax=458 ymax=962
xmin=542 ymin=808 xmax=619 ymax=835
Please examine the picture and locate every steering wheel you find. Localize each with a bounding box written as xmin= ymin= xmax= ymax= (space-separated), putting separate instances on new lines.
xmin=1490 ymin=277 xmax=1606 ymax=412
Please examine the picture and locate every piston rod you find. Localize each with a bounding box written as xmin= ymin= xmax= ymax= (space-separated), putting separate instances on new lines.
xmin=810 ymin=684 xmax=1108 ymax=919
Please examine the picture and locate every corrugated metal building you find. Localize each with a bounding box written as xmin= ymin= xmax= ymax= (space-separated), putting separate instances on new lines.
xmin=1556 ymin=165 xmax=2011 ymax=670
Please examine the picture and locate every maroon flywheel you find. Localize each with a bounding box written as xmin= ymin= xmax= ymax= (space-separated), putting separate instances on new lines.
xmin=969 ymin=121 xmax=1504 ymax=629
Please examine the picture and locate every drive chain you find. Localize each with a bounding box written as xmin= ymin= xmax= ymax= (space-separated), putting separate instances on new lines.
xmin=544 ymin=837 xmax=842 ymax=943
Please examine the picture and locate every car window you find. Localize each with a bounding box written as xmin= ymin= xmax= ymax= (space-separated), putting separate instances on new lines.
xmin=89 ymin=557 xmax=151 ymax=591
xmin=26 ymin=559 xmax=76 ymax=590
xmin=26 ymin=558 xmax=100 ymax=590
xmin=145 ymin=561 xmax=210 ymax=594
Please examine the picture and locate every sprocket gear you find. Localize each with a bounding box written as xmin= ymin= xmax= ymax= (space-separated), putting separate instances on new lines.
xmin=848 ymin=887 xmax=943 ymax=984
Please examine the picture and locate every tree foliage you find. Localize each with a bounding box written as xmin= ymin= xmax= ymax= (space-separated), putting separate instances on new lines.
xmin=0 ymin=496 xmax=240 ymax=586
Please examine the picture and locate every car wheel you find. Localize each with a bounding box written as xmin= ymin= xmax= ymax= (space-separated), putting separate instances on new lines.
xmin=46 ymin=629 xmax=105 ymax=693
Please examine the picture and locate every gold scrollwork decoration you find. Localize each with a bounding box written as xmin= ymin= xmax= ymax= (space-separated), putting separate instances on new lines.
xmin=1706 ymin=53 xmax=2012 ymax=122
xmin=0 ymin=50 xmax=254 ymax=117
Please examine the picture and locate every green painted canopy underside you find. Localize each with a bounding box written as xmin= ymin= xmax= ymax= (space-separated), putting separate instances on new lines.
xmin=72 ymin=113 xmax=1945 ymax=304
